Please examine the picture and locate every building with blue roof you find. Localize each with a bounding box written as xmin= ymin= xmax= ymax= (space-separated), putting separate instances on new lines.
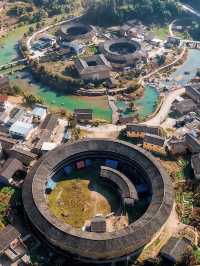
xmin=32 ymin=104 xmax=47 ymax=122
xmin=9 ymin=121 xmax=33 ymax=140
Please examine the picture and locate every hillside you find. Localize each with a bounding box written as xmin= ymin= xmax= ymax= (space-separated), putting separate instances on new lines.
xmin=85 ymin=0 xmax=183 ymax=26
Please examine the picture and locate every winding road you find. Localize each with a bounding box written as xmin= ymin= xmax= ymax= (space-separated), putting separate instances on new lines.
xmin=144 ymin=88 xmax=185 ymax=126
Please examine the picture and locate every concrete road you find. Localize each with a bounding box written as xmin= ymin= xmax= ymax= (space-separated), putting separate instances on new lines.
xmin=144 ymin=88 xmax=185 ymax=126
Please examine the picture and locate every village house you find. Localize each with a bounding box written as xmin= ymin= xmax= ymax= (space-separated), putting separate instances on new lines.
xmin=74 ymin=109 xmax=93 ymax=123
xmin=185 ymin=133 xmax=200 ymax=154
xmin=0 ymin=224 xmax=28 ymax=263
xmin=171 ymin=99 xmax=197 ymax=116
xmin=41 ymin=142 xmax=58 ymax=154
xmin=0 ymin=134 xmax=17 ymax=150
xmin=167 ymin=138 xmax=187 ymax=156
xmin=0 ymin=225 xmax=21 ymax=257
xmin=143 ymin=133 xmax=166 ymax=155
xmin=0 ymin=157 xmax=24 ymax=186
xmin=32 ymin=114 xmax=58 ymax=155
xmin=6 ymin=107 xmax=25 ymax=128
xmin=160 ymin=237 xmax=192 ymax=264
xmin=75 ymin=54 xmax=111 ymax=81
xmin=32 ymin=103 xmax=48 ymax=122
xmin=126 ymin=124 xmax=162 ymax=138
xmin=6 ymin=147 xmax=37 ymax=166
xmin=191 ymin=153 xmax=200 ymax=180
xmin=90 ymin=216 xmax=107 ymax=233
xmin=167 ymin=36 xmax=181 ymax=46
xmin=9 ymin=121 xmax=33 ymax=140
xmin=185 ymin=84 xmax=200 ymax=104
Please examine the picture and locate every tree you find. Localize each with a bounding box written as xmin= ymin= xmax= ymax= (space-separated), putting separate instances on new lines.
xmin=28 ymin=26 xmax=34 ymax=35
xmin=156 ymin=54 xmax=166 ymax=66
xmin=24 ymin=93 xmax=44 ymax=106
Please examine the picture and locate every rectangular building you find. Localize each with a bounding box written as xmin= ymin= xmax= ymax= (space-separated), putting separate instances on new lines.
xmin=185 ymin=84 xmax=200 ymax=104
xmin=32 ymin=104 xmax=48 ymax=122
xmin=74 ymin=109 xmax=93 ymax=123
xmin=0 ymin=135 xmax=17 ymax=150
xmin=160 ymin=237 xmax=191 ymax=264
xmin=0 ymin=158 xmax=24 ymax=185
xmin=33 ymin=114 xmax=58 ymax=155
xmin=0 ymin=225 xmax=21 ymax=255
xmin=143 ymin=133 xmax=165 ymax=154
xmin=191 ymin=153 xmax=200 ymax=180
xmin=167 ymin=138 xmax=187 ymax=155
xmin=185 ymin=133 xmax=200 ymax=154
xmin=9 ymin=121 xmax=33 ymax=140
xmin=171 ymin=99 xmax=197 ymax=116
xmin=6 ymin=147 xmax=37 ymax=166
xmin=75 ymin=54 xmax=111 ymax=81
xmin=6 ymin=107 xmax=25 ymax=127
xmin=126 ymin=124 xmax=162 ymax=138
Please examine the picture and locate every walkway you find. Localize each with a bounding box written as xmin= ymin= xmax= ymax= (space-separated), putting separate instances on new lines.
xmin=107 ymin=95 xmax=119 ymax=125
xmin=169 ymin=19 xmax=177 ymax=37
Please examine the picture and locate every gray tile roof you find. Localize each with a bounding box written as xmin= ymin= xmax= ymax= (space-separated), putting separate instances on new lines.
xmin=126 ymin=124 xmax=161 ymax=136
xmin=191 ymin=153 xmax=200 ymax=176
xmin=160 ymin=237 xmax=191 ymax=263
xmin=91 ymin=217 xmax=106 ymax=233
xmin=40 ymin=114 xmax=58 ymax=131
xmin=144 ymin=133 xmax=165 ymax=147
xmin=172 ymin=99 xmax=197 ymax=115
xmin=75 ymin=54 xmax=111 ymax=75
xmin=0 ymin=157 xmax=24 ymax=181
xmin=0 ymin=225 xmax=20 ymax=254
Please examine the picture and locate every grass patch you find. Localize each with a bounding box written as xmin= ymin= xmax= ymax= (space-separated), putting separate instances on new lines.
xmin=47 ymin=167 xmax=119 ymax=228
xmin=152 ymin=25 xmax=169 ymax=40
xmin=193 ymin=246 xmax=200 ymax=264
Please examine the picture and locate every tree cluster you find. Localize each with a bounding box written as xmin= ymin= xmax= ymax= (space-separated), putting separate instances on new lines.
xmin=85 ymin=0 xmax=183 ymax=26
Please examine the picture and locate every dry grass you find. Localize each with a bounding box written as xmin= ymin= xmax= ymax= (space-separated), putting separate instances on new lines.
xmin=47 ymin=178 xmax=112 ymax=228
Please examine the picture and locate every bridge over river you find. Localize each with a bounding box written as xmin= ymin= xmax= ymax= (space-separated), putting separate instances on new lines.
xmin=0 ymin=58 xmax=27 ymax=71
xmin=181 ymin=40 xmax=200 ymax=50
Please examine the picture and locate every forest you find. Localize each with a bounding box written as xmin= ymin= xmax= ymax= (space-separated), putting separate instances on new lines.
xmin=85 ymin=0 xmax=183 ymax=26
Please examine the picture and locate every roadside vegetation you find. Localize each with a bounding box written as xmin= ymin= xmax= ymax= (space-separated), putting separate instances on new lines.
xmin=0 ymin=186 xmax=16 ymax=229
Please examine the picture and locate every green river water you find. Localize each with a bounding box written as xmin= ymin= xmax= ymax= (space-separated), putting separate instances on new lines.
xmin=3 ymin=25 xmax=200 ymax=121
